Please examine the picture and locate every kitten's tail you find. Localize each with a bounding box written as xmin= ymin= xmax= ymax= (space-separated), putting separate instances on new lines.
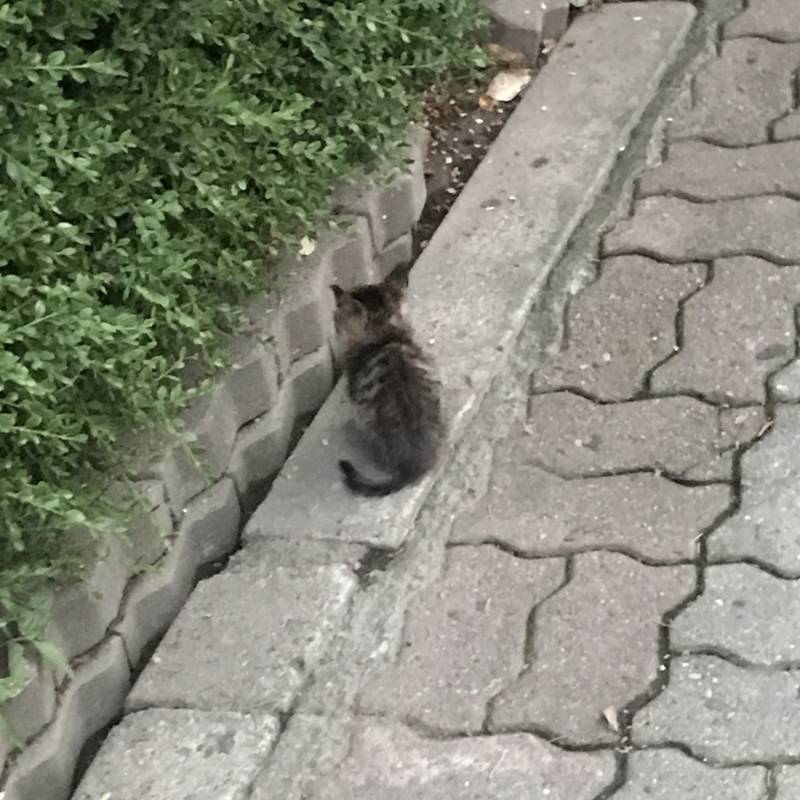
xmin=338 ymin=460 xmax=419 ymax=497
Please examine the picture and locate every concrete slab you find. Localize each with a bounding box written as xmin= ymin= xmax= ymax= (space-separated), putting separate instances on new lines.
xmin=356 ymin=547 xmax=564 ymax=733
xmin=295 ymin=720 xmax=616 ymax=800
xmin=244 ymin=1 xmax=696 ymax=549
xmin=72 ymin=709 xmax=278 ymax=800
xmin=127 ymin=564 xmax=356 ymax=714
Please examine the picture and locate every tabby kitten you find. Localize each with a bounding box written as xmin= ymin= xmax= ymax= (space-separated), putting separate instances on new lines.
xmin=331 ymin=271 xmax=445 ymax=497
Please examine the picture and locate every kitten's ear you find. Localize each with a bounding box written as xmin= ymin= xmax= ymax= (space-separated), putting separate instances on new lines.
xmin=330 ymin=284 xmax=345 ymax=304
xmin=384 ymin=268 xmax=410 ymax=296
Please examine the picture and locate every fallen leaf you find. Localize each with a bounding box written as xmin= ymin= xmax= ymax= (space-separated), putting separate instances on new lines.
xmin=486 ymin=69 xmax=532 ymax=103
xmin=478 ymin=94 xmax=496 ymax=111
xmin=486 ymin=43 xmax=528 ymax=69
xmin=298 ymin=235 xmax=316 ymax=256
xmin=601 ymin=706 xmax=620 ymax=733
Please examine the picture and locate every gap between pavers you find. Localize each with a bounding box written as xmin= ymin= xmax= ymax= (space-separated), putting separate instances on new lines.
xmin=244 ymin=1 xmax=697 ymax=552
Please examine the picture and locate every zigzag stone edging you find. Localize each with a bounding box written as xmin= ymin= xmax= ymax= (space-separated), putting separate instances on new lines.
xmin=0 ymin=128 xmax=428 ymax=800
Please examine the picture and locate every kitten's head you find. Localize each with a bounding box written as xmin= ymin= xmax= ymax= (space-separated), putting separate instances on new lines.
xmin=330 ymin=271 xmax=409 ymax=346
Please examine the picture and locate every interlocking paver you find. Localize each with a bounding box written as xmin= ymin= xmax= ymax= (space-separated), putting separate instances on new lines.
xmin=73 ymin=709 xmax=279 ymax=800
xmin=770 ymin=358 xmax=800 ymax=401
xmin=707 ymin=406 xmax=800 ymax=574
xmin=718 ymin=406 xmax=769 ymax=449
xmin=127 ymin=564 xmax=356 ymax=713
xmin=526 ymin=393 xmax=722 ymax=478
xmin=613 ymin=748 xmax=767 ymax=800
xmin=651 ymin=257 xmax=800 ymax=403
xmin=533 ymin=256 xmax=704 ymax=401
xmin=672 ymin=564 xmax=800 ymax=665
xmin=726 ymin=0 xmax=800 ymax=42
xmin=634 ymin=654 xmax=800 ymax=761
xmin=450 ymin=458 xmax=731 ymax=562
xmin=304 ymin=721 xmax=616 ymax=800
xmin=357 ymin=547 xmax=564 ymax=733
xmin=669 ymin=39 xmax=800 ymax=145
xmin=490 ymin=552 xmax=694 ymax=744
xmin=605 ymin=196 xmax=800 ymax=263
xmin=774 ymin=111 xmax=800 ymax=141
xmin=775 ymin=766 xmax=800 ymax=798
xmin=640 ymin=140 xmax=800 ymax=200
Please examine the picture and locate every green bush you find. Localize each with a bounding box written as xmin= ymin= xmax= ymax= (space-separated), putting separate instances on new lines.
xmin=0 ymin=0 xmax=488 ymax=701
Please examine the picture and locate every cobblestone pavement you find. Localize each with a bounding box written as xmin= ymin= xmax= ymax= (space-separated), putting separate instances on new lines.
xmin=68 ymin=2 xmax=800 ymax=799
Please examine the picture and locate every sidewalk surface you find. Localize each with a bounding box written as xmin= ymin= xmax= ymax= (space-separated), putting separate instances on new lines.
xmin=66 ymin=1 xmax=800 ymax=799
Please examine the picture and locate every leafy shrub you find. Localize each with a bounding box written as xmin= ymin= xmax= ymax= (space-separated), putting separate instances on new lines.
xmin=0 ymin=0 xmax=488 ymax=702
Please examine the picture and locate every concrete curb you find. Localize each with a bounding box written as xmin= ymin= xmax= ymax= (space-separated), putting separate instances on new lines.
xmin=64 ymin=3 xmax=697 ymax=799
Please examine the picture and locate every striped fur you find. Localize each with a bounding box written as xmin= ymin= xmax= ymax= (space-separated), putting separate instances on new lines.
xmin=331 ymin=273 xmax=445 ymax=497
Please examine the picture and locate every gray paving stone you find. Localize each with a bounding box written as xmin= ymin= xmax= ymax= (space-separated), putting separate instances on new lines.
xmin=287 ymin=347 xmax=334 ymax=418
xmin=227 ymin=392 xmax=294 ymax=514
xmin=450 ymin=447 xmax=731 ymax=562
xmin=491 ymin=552 xmax=694 ymax=744
xmin=302 ymin=721 xmax=616 ymax=800
xmin=357 ymin=547 xmax=564 ymax=733
xmin=613 ymin=748 xmax=767 ymax=800
xmin=605 ymin=196 xmax=800 ymax=263
xmin=707 ymin=406 xmax=800 ymax=574
xmin=483 ymin=0 xmax=543 ymax=61
xmin=718 ymin=406 xmax=769 ymax=450
xmin=525 ymin=392 xmax=722 ymax=478
xmin=726 ymin=0 xmax=800 ymax=42
xmin=774 ymin=110 xmax=800 ymax=141
xmin=672 ymin=563 xmax=800 ymax=665
xmin=770 ymin=358 xmax=800 ymax=401
xmin=0 ymin=660 xmax=56 ymax=747
xmin=231 ymin=538 xmax=368 ymax=572
xmin=375 ymin=232 xmax=412 ymax=280
xmin=180 ymin=383 xmax=239 ymax=484
xmin=127 ymin=564 xmax=356 ymax=713
xmin=72 ymin=709 xmax=279 ymax=800
xmin=47 ymin=536 xmax=130 ymax=662
xmin=1 ymin=637 xmax=130 ymax=800
xmin=534 ymin=256 xmax=705 ymax=401
xmin=328 ymin=216 xmax=380 ymax=288
xmin=641 ymin=139 xmax=800 ymax=200
xmin=776 ymin=765 xmax=800 ymax=798
xmin=633 ymin=654 xmax=800 ymax=761
xmin=222 ymin=338 xmax=279 ymax=429
xmin=244 ymin=2 xmax=695 ymax=549
xmin=652 ymin=257 xmax=800 ymax=403
xmin=669 ymin=39 xmax=800 ymax=146
xmin=113 ymin=531 xmax=196 ymax=665
xmin=179 ymin=477 xmax=240 ymax=568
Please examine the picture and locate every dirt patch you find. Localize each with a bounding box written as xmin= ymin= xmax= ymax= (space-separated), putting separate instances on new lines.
xmin=415 ymin=49 xmax=551 ymax=253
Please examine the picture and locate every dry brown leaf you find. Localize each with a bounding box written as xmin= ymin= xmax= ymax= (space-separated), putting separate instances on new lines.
xmin=478 ymin=94 xmax=496 ymax=111
xmin=601 ymin=706 xmax=620 ymax=733
xmin=298 ymin=235 xmax=316 ymax=256
xmin=486 ymin=69 xmax=532 ymax=103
